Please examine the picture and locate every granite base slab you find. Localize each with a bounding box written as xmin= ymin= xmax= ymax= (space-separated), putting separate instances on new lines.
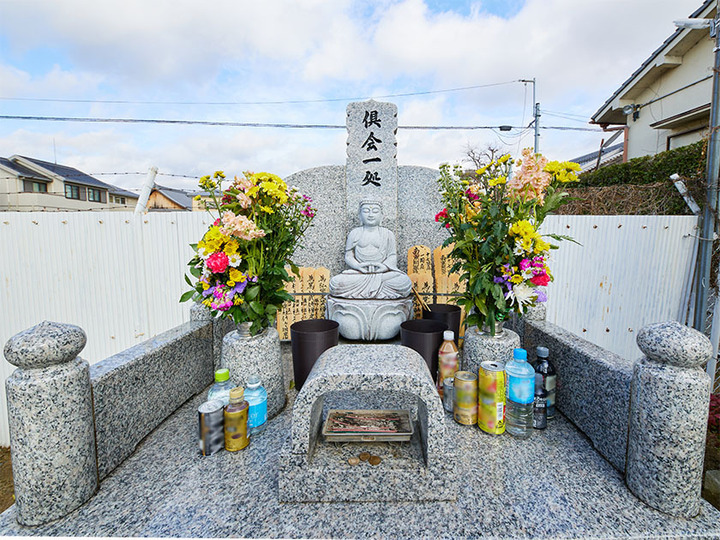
xmin=2 ymin=391 xmax=720 ymax=538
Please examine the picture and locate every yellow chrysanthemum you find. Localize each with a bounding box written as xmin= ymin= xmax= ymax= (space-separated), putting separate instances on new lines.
xmin=201 ymin=282 xmax=210 ymax=290
xmin=535 ymin=238 xmax=551 ymax=253
xmin=223 ymin=239 xmax=239 ymax=256
xmin=510 ymin=274 xmax=523 ymax=284
xmin=260 ymin=205 xmax=275 ymax=214
xmin=510 ymin=220 xmax=535 ymax=239
xmin=229 ymin=268 xmax=245 ymax=283
xmin=488 ymin=176 xmax=507 ymax=187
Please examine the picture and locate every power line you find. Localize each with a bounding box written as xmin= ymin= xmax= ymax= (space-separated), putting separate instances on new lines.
xmin=0 ymin=114 xmax=603 ymax=131
xmin=0 ymin=80 xmax=521 ymax=106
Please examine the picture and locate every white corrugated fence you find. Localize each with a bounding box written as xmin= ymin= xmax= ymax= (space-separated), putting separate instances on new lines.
xmin=0 ymin=212 xmax=700 ymax=446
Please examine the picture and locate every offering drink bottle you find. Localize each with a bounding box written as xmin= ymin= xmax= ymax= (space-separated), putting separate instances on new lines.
xmin=224 ymin=387 xmax=250 ymax=451
xmin=535 ymin=346 xmax=557 ymax=420
xmin=245 ymin=375 xmax=268 ymax=435
xmin=505 ymin=348 xmax=535 ymax=438
xmin=437 ymin=330 xmax=459 ymax=398
xmin=207 ymin=368 xmax=233 ymax=406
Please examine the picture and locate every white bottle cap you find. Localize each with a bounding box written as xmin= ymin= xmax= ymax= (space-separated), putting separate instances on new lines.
xmin=443 ymin=330 xmax=454 ymax=341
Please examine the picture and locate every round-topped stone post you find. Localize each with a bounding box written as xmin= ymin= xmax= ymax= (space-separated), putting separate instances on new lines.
xmin=4 ymin=321 xmax=98 ymax=526
xmin=627 ymin=321 xmax=712 ymax=518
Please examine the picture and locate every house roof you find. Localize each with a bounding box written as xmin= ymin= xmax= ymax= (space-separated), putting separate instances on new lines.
xmin=9 ymin=155 xmax=138 ymax=199
xmin=153 ymin=185 xmax=194 ymax=210
xmin=0 ymin=157 xmax=49 ymax=181
xmin=592 ymin=0 xmax=714 ymax=125
xmin=570 ymin=143 xmax=625 ymax=172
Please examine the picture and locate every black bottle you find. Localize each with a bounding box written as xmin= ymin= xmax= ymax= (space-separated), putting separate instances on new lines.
xmin=535 ymin=346 xmax=557 ymax=420
xmin=533 ymin=376 xmax=547 ymax=430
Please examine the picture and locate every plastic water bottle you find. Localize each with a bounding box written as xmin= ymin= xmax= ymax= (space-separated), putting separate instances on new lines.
xmin=207 ymin=368 xmax=233 ymax=406
xmin=505 ymin=348 xmax=535 ymax=438
xmin=245 ymin=375 xmax=268 ymax=435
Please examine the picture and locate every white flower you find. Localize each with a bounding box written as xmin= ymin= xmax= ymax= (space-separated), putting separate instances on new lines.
xmin=228 ymin=254 xmax=242 ymax=267
xmin=198 ymin=247 xmax=211 ymax=260
xmin=506 ymin=283 xmax=536 ymax=314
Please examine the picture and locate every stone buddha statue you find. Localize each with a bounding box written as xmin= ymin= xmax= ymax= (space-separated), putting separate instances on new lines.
xmin=327 ymin=201 xmax=414 ymax=340
xmin=329 ymin=201 xmax=412 ymax=299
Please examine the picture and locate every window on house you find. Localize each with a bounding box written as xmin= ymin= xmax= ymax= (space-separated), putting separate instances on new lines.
xmin=88 ymin=188 xmax=103 ymax=202
xmin=65 ymin=184 xmax=80 ymax=199
xmin=112 ymin=196 xmax=126 ymax=205
xmin=23 ymin=180 xmax=48 ymax=192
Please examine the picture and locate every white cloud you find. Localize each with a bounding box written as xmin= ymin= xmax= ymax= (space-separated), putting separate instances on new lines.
xmin=0 ymin=0 xmax=706 ymax=189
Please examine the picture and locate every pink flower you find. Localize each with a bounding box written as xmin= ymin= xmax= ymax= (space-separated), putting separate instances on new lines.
xmin=206 ymin=252 xmax=229 ymax=273
xmin=507 ymin=148 xmax=552 ymax=203
xmin=530 ymin=272 xmax=550 ymax=286
xmin=519 ymin=259 xmax=531 ymax=271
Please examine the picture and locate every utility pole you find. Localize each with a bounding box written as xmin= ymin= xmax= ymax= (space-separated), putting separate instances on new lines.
xmin=675 ymin=9 xmax=720 ymax=333
xmin=676 ymin=4 xmax=720 ymax=387
xmin=520 ymin=78 xmax=540 ymax=153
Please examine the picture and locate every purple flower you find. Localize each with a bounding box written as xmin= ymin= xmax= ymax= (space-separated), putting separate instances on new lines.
xmin=493 ymin=276 xmax=506 ymax=284
xmin=535 ymin=289 xmax=547 ymax=303
xmin=233 ymin=280 xmax=248 ymax=294
xmin=202 ymin=286 xmax=214 ymax=298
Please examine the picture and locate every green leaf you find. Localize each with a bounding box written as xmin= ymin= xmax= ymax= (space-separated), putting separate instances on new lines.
xmin=189 ymin=266 xmax=202 ymax=278
xmin=250 ymin=301 xmax=264 ymax=315
xmin=184 ymin=274 xmax=193 ymax=287
xmin=245 ymin=285 xmax=260 ymax=300
xmin=179 ymin=290 xmax=195 ymax=303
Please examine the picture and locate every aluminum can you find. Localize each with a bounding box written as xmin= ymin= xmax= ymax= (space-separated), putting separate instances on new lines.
xmin=478 ymin=361 xmax=506 ymax=435
xmin=198 ymin=399 xmax=225 ymax=456
xmin=453 ymin=371 xmax=478 ymax=425
xmin=442 ymin=377 xmax=454 ymax=413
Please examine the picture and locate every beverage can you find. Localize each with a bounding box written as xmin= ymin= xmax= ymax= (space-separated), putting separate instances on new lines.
xmin=478 ymin=361 xmax=506 ymax=435
xmin=198 ymin=399 xmax=225 ymax=456
xmin=453 ymin=371 xmax=477 ymax=426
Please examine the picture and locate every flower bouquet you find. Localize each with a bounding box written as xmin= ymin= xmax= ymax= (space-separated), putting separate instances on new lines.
xmin=435 ymin=148 xmax=580 ymax=334
xmin=180 ymin=171 xmax=316 ymax=335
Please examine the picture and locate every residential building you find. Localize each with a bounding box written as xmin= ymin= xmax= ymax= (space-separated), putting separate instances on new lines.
xmin=147 ymin=185 xmax=194 ymax=211
xmin=146 ymin=185 xmax=215 ymax=211
xmin=0 ymin=155 xmax=138 ymax=211
xmin=591 ymin=0 xmax=714 ymax=160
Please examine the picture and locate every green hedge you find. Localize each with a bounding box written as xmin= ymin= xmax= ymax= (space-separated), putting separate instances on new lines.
xmin=574 ymin=140 xmax=706 ymax=187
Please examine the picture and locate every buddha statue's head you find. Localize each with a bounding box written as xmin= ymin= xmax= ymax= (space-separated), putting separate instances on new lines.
xmin=359 ymin=200 xmax=383 ymax=226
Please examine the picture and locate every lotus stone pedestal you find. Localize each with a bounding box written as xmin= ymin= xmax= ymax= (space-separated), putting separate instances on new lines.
xmin=326 ymin=295 xmax=413 ymax=340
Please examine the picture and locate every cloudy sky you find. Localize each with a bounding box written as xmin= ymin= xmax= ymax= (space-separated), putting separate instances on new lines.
xmin=0 ymin=0 xmax=706 ymax=191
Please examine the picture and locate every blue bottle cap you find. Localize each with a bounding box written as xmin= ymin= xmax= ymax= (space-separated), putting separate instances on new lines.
xmin=513 ymin=348 xmax=527 ymax=360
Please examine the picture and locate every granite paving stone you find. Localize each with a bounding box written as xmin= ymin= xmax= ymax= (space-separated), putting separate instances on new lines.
xmin=1 ymin=387 xmax=719 ymax=538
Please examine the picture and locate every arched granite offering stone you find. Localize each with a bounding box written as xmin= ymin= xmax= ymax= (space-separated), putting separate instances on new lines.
xmin=4 ymin=321 xmax=98 ymax=526
xmin=627 ymin=321 xmax=712 ymax=518
xmin=279 ymin=344 xmax=456 ymax=502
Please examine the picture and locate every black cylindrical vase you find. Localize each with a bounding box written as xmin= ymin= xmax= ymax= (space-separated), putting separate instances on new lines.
xmin=422 ymin=303 xmax=461 ymax=346
xmin=400 ymin=319 xmax=448 ymax=382
xmin=290 ymin=319 xmax=339 ymax=391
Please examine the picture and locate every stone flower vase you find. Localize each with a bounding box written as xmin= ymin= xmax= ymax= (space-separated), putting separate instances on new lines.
xmin=221 ymin=321 xmax=285 ymax=419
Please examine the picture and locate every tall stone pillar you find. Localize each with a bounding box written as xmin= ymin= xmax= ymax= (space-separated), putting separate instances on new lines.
xmin=4 ymin=321 xmax=98 ymax=526
xmin=627 ymin=320 xmax=712 ymax=517
xmin=346 ymin=100 xmax=399 ymax=232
